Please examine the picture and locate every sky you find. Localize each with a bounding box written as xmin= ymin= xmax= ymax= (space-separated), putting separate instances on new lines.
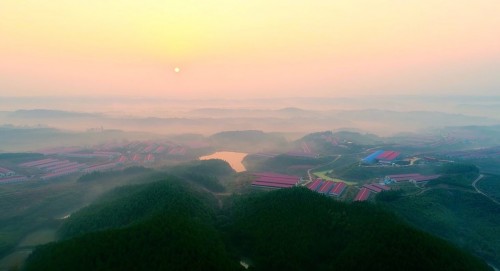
xmin=1 ymin=0 xmax=499 ymax=99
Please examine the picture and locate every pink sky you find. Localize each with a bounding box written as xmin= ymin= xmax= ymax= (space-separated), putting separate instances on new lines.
xmin=1 ymin=0 xmax=499 ymax=98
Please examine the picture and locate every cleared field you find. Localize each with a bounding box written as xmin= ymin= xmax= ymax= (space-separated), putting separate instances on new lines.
xmin=312 ymin=170 xmax=357 ymax=185
xmin=313 ymin=155 xmax=359 ymax=172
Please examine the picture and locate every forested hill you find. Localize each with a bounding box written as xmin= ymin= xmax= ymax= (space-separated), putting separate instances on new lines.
xmin=227 ymin=188 xmax=492 ymax=271
xmin=58 ymin=180 xmax=218 ymax=239
xmin=24 ymin=180 xmax=492 ymax=271
xmin=25 ymin=179 xmax=240 ymax=271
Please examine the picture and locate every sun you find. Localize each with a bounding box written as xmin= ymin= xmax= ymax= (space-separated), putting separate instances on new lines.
xmin=174 ymin=67 xmax=180 ymax=73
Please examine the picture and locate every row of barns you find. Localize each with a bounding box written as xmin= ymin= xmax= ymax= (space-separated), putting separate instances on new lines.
xmin=307 ymin=179 xmax=346 ymax=197
xmin=20 ymin=158 xmax=90 ymax=180
xmin=19 ymin=150 xmax=167 ymax=181
xmin=60 ymin=151 xmax=121 ymax=159
xmin=0 ymin=167 xmax=15 ymax=178
xmin=251 ymin=172 xmax=301 ymax=189
xmin=250 ymin=172 xmax=392 ymax=202
xmin=0 ymin=167 xmax=27 ymax=184
xmin=3 ymin=151 xmax=164 ymax=183
xmin=127 ymin=142 xmax=186 ymax=155
xmin=9 ymin=147 xmax=180 ymax=182
xmin=0 ymin=175 xmax=28 ymax=184
xmin=19 ymin=158 xmax=126 ymax=180
xmin=250 ymin=173 xmax=347 ymax=197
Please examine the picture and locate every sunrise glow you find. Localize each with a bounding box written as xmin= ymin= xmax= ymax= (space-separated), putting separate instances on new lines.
xmin=1 ymin=0 xmax=499 ymax=98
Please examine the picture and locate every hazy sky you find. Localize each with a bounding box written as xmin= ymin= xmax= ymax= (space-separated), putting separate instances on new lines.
xmin=1 ymin=1 xmax=499 ymax=99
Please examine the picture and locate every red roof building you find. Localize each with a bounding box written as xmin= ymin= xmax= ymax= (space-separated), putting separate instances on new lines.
xmin=354 ymin=188 xmax=370 ymax=201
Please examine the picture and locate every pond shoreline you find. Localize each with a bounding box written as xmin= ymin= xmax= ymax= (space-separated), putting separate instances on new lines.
xmin=199 ymin=151 xmax=248 ymax=172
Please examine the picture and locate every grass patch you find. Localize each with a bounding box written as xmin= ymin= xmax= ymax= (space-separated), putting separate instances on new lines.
xmin=312 ymin=170 xmax=357 ymax=185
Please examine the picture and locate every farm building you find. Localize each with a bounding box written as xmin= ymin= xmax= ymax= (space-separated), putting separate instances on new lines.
xmin=132 ymin=154 xmax=142 ymax=162
xmin=61 ymin=151 xmax=120 ymax=159
xmin=0 ymin=167 xmax=15 ymax=178
xmin=168 ymin=146 xmax=187 ymax=155
xmin=362 ymin=150 xmax=401 ymax=164
xmin=0 ymin=176 xmax=28 ymax=184
xmin=409 ymin=175 xmax=441 ymax=183
xmin=154 ymin=146 xmax=166 ymax=153
xmin=145 ymin=154 xmax=155 ymax=163
xmin=19 ymin=158 xmax=58 ymax=167
xmin=329 ymin=182 xmax=346 ymax=197
xmin=385 ymin=174 xmax=441 ymax=183
xmin=45 ymin=162 xmax=81 ymax=172
xmin=93 ymin=151 xmax=122 ymax=158
xmin=251 ymin=172 xmax=300 ymax=189
xmin=36 ymin=160 xmax=71 ymax=169
xmin=84 ymin=162 xmax=118 ymax=173
xmin=307 ymin=179 xmax=324 ymax=191
xmin=142 ymin=144 xmax=157 ymax=153
xmin=117 ymin=155 xmax=128 ymax=163
xmin=40 ymin=168 xmax=80 ymax=180
xmin=363 ymin=183 xmax=390 ymax=193
xmin=20 ymin=158 xmax=87 ymax=176
xmin=318 ymin=181 xmax=335 ymax=194
xmin=362 ymin=150 xmax=384 ymax=164
xmin=354 ymin=188 xmax=370 ymax=201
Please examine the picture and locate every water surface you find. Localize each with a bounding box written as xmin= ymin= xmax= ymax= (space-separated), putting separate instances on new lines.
xmin=199 ymin=152 xmax=248 ymax=172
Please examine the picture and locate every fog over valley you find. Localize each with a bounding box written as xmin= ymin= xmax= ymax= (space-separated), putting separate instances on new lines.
xmin=1 ymin=95 xmax=499 ymax=139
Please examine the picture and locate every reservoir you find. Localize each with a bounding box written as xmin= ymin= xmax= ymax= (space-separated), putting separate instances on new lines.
xmin=199 ymin=151 xmax=248 ymax=172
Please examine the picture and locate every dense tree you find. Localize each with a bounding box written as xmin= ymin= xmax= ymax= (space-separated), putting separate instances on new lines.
xmin=59 ymin=179 xmax=215 ymax=239
xmin=26 ymin=213 xmax=240 ymax=271
xmin=25 ymin=183 xmax=492 ymax=271
xmin=375 ymin=189 xmax=403 ymax=202
xmin=25 ymin=179 xmax=240 ymax=271
xmin=436 ymin=163 xmax=479 ymax=174
xmin=167 ymin=159 xmax=232 ymax=192
xmin=78 ymin=166 xmax=151 ymax=182
xmin=227 ymin=188 xmax=492 ymax=271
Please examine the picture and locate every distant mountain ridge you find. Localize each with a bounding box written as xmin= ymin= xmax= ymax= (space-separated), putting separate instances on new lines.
xmin=9 ymin=109 xmax=101 ymax=118
xmin=1 ymin=107 xmax=499 ymax=136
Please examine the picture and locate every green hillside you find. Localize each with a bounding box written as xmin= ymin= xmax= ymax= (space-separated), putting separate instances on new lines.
xmin=25 ymin=179 xmax=240 ymax=271
xmin=227 ymin=188 xmax=491 ymax=271
xmin=379 ymin=186 xmax=500 ymax=267
xmin=24 ymin=181 xmax=492 ymax=271
xmin=58 ymin=180 xmax=216 ymax=239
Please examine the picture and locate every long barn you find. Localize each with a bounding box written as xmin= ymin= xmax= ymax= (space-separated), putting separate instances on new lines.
xmin=251 ymin=172 xmax=300 ymax=189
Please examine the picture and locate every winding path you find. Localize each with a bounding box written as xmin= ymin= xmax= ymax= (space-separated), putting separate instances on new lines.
xmin=472 ymin=174 xmax=500 ymax=205
xmin=307 ymin=155 xmax=342 ymax=182
xmin=406 ymin=174 xmax=500 ymax=205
